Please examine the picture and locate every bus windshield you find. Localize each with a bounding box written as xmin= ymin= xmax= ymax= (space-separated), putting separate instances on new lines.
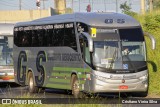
xmin=0 ymin=36 xmax=13 ymax=66
xmin=119 ymin=28 xmax=146 ymax=62
xmin=92 ymin=28 xmax=146 ymax=70
xmin=93 ymin=40 xmax=122 ymax=69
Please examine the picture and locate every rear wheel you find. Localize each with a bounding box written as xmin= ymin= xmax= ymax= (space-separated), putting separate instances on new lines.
xmin=28 ymin=72 xmax=38 ymax=93
xmin=71 ymin=74 xmax=85 ymax=98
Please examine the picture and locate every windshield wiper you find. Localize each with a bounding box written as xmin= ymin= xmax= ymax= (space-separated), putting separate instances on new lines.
xmin=108 ymin=48 xmax=117 ymax=69
xmin=123 ymin=55 xmax=138 ymax=72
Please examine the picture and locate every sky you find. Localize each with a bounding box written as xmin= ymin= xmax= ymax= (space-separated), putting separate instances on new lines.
xmin=0 ymin=0 xmax=142 ymax=13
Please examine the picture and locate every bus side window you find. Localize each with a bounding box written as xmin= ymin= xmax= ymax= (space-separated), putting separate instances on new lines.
xmin=37 ymin=30 xmax=45 ymax=46
xmin=14 ymin=31 xmax=19 ymax=47
xmin=79 ymin=35 xmax=91 ymax=64
xmin=32 ymin=30 xmax=39 ymax=47
xmin=18 ymin=31 xmax=23 ymax=47
xmin=76 ymin=22 xmax=89 ymax=33
xmin=54 ymin=28 xmax=64 ymax=46
xmin=64 ymin=23 xmax=77 ymax=51
xmin=22 ymin=31 xmax=31 ymax=47
xmin=45 ymin=29 xmax=52 ymax=46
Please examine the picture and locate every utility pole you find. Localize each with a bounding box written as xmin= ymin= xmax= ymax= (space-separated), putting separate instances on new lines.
xmin=116 ymin=0 xmax=118 ymax=12
xmin=41 ymin=0 xmax=48 ymax=10
xmin=149 ymin=0 xmax=153 ymax=13
xmin=141 ymin=0 xmax=145 ymax=14
xmin=71 ymin=0 xmax=73 ymax=10
xmin=92 ymin=0 xmax=93 ymax=12
xmin=104 ymin=0 xmax=106 ymax=12
xmin=79 ymin=0 xmax=80 ymax=12
xmin=19 ymin=0 xmax=22 ymax=10
xmin=129 ymin=0 xmax=131 ymax=7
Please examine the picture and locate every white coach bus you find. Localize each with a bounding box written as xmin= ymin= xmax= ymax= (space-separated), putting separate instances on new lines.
xmin=13 ymin=13 xmax=155 ymax=97
xmin=0 ymin=23 xmax=14 ymax=82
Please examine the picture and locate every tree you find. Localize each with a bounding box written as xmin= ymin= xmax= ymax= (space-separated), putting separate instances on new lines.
xmin=153 ymin=0 xmax=160 ymax=9
xmin=120 ymin=1 xmax=131 ymax=13
xmin=120 ymin=1 xmax=137 ymax=17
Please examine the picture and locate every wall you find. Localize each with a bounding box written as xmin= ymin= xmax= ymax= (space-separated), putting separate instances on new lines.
xmin=0 ymin=8 xmax=56 ymax=23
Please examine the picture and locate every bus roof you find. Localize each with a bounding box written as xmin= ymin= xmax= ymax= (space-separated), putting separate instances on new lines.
xmin=0 ymin=23 xmax=14 ymax=35
xmin=15 ymin=12 xmax=140 ymax=28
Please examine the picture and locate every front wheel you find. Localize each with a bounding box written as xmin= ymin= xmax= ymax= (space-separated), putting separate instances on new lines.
xmin=71 ymin=74 xmax=85 ymax=98
xmin=132 ymin=91 xmax=148 ymax=97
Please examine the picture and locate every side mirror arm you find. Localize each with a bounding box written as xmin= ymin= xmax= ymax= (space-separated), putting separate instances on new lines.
xmin=144 ymin=32 xmax=156 ymax=50
xmin=80 ymin=32 xmax=93 ymax=52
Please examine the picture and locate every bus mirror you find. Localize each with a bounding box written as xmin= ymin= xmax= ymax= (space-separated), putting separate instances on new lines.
xmin=144 ymin=32 xmax=156 ymax=50
xmin=80 ymin=32 xmax=93 ymax=52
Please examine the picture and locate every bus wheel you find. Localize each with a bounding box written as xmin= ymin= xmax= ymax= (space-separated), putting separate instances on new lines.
xmin=71 ymin=75 xmax=84 ymax=98
xmin=132 ymin=91 xmax=148 ymax=97
xmin=28 ymin=72 xmax=38 ymax=93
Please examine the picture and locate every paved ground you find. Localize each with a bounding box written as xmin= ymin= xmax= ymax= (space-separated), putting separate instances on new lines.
xmin=0 ymin=83 xmax=160 ymax=106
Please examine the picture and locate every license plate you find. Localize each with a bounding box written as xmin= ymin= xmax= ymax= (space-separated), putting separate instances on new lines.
xmin=119 ymin=85 xmax=128 ymax=89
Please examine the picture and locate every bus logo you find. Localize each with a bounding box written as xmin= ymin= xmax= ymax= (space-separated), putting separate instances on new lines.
xmin=105 ymin=19 xmax=113 ymax=24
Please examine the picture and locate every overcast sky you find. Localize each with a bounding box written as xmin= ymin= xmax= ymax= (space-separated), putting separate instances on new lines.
xmin=0 ymin=0 xmax=142 ymax=13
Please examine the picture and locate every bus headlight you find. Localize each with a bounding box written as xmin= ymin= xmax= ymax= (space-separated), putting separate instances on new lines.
xmin=139 ymin=74 xmax=148 ymax=80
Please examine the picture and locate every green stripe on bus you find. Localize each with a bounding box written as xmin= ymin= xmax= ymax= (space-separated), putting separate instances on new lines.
xmin=46 ymin=84 xmax=70 ymax=90
xmin=51 ymin=73 xmax=71 ymax=77
xmin=51 ymin=73 xmax=86 ymax=79
xmin=53 ymin=67 xmax=90 ymax=72
xmin=49 ymin=78 xmax=70 ymax=83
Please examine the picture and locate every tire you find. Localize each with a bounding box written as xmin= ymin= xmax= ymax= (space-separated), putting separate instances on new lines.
xmin=138 ymin=91 xmax=148 ymax=97
xmin=28 ymin=72 xmax=38 ymax=93
xmin=71 ymin=74 xmax=85 ymax=98
xmin=132 ymin=91 xmax=148 ymax=97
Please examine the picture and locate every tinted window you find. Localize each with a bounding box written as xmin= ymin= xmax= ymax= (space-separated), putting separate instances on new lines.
xmin=14 ymin=30 xmax=19 ymax=47
xmin=76 ymin=22 xmax=89 ymax=33
xmin=18 ymin=31 xmax=24 ymax=47
xmin=14 ymin=22 xmax=77 ymax=51
xmin=119 ymin=28 xmax=144 ymax=41
xmin=64 ymin=23 xmax=77 ymax=50
xmin=31 ymin=30 xmax=39 ymax=47
xmin=22 ymin=30 xmax=31 ymax=47
xmin=53 ymin=23 xmax=64 ymax=46
xmin=45 ymin=29 xmax=52 ymax=46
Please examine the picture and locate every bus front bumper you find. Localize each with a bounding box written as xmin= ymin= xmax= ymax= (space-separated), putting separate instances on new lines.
xmin=83 ymin=70 xmax=148 ymax=93
xmin=0 ymin=72 xmax=15 ymax=82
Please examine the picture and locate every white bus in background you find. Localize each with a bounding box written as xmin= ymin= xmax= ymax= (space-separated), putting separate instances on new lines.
xmin=0 ymin=23 xmax=14 ymax=82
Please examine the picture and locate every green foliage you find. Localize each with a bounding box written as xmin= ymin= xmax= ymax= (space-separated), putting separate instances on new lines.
xmin=135 ymin=11 xmax=160 ymax=96
xmin=120 ymin=1 xmax=131 ymax=12
xmin=153 ymin=0 xmax=160 ymax=9
xmin=120 ymin=1 xmax=137 ymax=17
